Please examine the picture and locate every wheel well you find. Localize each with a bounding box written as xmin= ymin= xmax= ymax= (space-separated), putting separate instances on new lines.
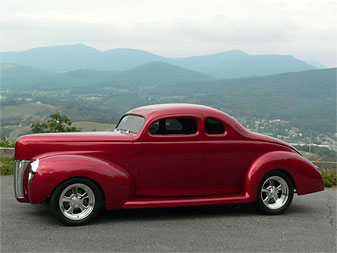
xmin=272 ymin=169 xmax=297 ymax=190
xmin=49 ymin=176 xmax=106 ymax=202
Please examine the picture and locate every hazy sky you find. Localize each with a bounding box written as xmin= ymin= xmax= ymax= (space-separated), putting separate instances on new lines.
xmin=1 ymin=0 xmax=336 ymax=66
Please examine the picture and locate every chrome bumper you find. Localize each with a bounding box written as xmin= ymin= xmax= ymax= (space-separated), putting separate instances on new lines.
xmin=14 ymin=160 xmax=30 ymax=199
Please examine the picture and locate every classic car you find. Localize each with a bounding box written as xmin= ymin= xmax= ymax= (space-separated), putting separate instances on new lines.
xmin=14 ymin=104 xmax=324 ymax=225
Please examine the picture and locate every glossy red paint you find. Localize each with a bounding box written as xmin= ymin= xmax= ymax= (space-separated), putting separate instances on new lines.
xmin=137 ymin=113 xmax=205 ymax=196
xmin=14 ymin=103 xmax=324 ymax=210
xmin=28 ymin=155 xmax=134 ymax=209
xmin=123 ymin=193 xmax=251 ymax=209
xmin=244 ymin=151 xmax=324 ymax=198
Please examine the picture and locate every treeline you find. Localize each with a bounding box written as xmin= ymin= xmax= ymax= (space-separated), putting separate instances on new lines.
xmin=294 ymin=145 xmax=336 ymax=162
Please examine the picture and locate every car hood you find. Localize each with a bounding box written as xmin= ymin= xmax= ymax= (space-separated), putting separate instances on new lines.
xmin=15 ymin=131 xmax=135 ymax=160
xmin=16 ymin=131 xmax=134 ymax=143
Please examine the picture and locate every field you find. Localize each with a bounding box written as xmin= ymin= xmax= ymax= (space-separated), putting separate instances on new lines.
xmin=8 ymin=126 xmax=31 ymax=141
xmin=1 ymin=103 xmax=57 ymax=118
xmin=72 ymin=121 xmax=116 ymax=132
xmin=5 ymin=121 xmax=116 ymax=141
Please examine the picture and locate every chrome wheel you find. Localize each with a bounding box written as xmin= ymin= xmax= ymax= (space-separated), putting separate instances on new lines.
xmin=59 ymin=183 xmax=95 ymax=221
xmin=261 ymin=176 xmax=289 ymax=210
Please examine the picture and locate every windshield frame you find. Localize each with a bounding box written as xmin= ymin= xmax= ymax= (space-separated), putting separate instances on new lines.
xmin=115 ymin=114 xmax=146 ymax=134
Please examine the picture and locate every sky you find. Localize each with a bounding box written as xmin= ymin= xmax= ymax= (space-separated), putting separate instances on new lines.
xmin=0 ymin=0 xmax=336 ymax=67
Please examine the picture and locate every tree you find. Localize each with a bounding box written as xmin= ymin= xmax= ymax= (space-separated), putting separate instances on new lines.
xmin=31 ymin=113 xmax=79 ymax=133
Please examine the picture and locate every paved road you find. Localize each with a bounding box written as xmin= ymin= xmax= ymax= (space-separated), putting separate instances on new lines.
xmin=1 ymin=176 xmax=336 ymax=252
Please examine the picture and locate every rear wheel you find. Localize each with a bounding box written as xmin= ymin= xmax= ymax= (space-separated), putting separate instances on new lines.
xmin=256 ymin=171 xmax=294 ymax=214
xmin=50 ymin=178 xmax=103 ymax=226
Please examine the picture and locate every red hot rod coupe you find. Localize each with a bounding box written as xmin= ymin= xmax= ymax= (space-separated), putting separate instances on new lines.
xmin=14 ymin=104 xmax=324 ymax=225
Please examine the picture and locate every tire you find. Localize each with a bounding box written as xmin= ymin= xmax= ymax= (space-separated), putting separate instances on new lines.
xmin=256 ymin=171 xmax=294 ymax=215
xmin=50 ymin=178 xmax=103 ymax=226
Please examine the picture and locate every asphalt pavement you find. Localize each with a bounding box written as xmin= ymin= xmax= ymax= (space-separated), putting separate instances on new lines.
xmin=1 ymin=176 xmax=336 ymax=252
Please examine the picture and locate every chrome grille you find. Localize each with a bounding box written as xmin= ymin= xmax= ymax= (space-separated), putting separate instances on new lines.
xmin=14 ymin=160 xmax=30 ymax=198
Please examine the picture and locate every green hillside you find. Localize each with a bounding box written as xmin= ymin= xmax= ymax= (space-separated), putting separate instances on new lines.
xmin=113 ymin=61 xmax=214 ymax=86
xmin=0 ymin=64 xmax=58 ymax=89
xmin=1 ymin=66 xmax=335 ymax=145
xmin=5 ymin=122 xmax=116 ymax=141
xmin=152 ymin=68 xmax=336 ymax=135
xmin=0 ymin=62 xmax=213 ymax=90
xmin=72 ymin=121 xmax=116 ymax=132
xmin=1 ymin=103 xmax=57 ymax=119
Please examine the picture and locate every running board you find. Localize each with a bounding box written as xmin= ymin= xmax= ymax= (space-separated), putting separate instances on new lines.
xmin=123 ymin=193 xmax=252 ymax=209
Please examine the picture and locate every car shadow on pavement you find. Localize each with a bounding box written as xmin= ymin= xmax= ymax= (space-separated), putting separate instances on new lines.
xmin=97 ymin=204 xmax=258 ymax=223
xmin=28 ymin=201 xmax=312 ymax=226
xmin=95 ymin=201 xmax=314 ymax=225
xmin=26 ymin=203 xmax=255 ymax=226
xmin=28 ymin=203 xmax=61 ymax=225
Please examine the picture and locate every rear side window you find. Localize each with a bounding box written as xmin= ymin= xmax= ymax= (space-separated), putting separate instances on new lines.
xmin=149 ymin=117 xmax=197 ymax=135
xmin=205 ymin=118 xmax=225 ymax=134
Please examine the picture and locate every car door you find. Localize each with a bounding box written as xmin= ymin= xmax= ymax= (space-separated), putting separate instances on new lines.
xmin=204 ymin=117 xmax=260 ymax=194
xmin=137 ymin=114 xmax=205 ymax=196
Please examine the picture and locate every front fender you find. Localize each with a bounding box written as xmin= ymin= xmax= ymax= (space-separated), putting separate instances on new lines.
xmin=244 ymin=151 xmax=324 ymax=201
xmin=28 ymin=155 xmax=135 ymax=209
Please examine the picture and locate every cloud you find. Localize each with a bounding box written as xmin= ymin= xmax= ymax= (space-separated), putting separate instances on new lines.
xmin=0 ymin=0 xmax=336 ymax=66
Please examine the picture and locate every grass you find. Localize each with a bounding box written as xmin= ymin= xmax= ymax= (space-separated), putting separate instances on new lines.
xmin=0 ymin=158 xmax=15 ymax=175
xmin=321 ymin=172 xmax=337 ymax=188
xmin=1 ymin=156 xmax=336 ymax=188
xmin=0 ymin=137 xmax=15 ymax=148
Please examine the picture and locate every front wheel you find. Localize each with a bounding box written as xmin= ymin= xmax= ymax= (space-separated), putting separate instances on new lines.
xmin=50 ymin=178 xmax=103 ymax=226
xmin=256 ymin=171 xmax=294 ymax=215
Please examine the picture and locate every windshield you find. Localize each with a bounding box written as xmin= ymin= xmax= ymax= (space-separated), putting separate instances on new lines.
xmin=116 ymin=115 xmax=145 ymax=134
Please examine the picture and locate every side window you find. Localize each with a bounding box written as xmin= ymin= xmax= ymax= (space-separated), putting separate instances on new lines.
xmin=149 ymin=117 xmax=198 ymax=135
xmin=205 ymin=118 xmax=225 ymax=134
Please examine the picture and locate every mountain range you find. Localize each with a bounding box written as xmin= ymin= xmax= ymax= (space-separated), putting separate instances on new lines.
xmin=0 ymin=44 xmax=317 ymax=78
xmin=0 ymin=61 xmax=213 ymax=90
xmin=1 ymin=59 xmax=335 ymax=137
xmin=1 ymin=44 xmax=335 ymax=143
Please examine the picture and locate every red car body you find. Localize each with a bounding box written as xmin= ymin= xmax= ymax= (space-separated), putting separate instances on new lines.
xmin=14 ymin=104 xmax=324 ymax=210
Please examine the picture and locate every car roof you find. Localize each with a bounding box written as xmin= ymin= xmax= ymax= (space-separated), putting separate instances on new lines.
xmin=127 ymin=103 xmax=250 ymax=137
xmin=127 ymin=103 xmax=225 ymax=118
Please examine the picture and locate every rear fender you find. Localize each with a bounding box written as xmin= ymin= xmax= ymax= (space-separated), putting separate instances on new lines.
xmin=28 ymin=155 xmax=135 ymax=209
xmin=244 ymin=151 xmax=324 ymax=201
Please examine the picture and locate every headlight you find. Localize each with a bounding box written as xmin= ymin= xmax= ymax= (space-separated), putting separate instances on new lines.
xmin=28 ymin=160 xmax=39 ymax=181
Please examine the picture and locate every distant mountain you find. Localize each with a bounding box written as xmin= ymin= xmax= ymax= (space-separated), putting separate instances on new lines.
xmin=0 ymin=44 xmax=100 ymax=72
xmin=175 ymin=50 xmax=316 ymax=78
xmin=115 ymin=61 xmax=213 ymax=86
xmin=0 ymin=61 xmax=213 ymax=90
xmin=306 ymin=60 xmax=326 ymax=69
xmin=1 ymin=44 xmax=316 ymax=78
xmin=0 ymin=44 xmax=168 ymax=72
xmin=0 ymin=64 xmax=58 ymax=88
xmin=101 ymin=48 xmax=168 ymax=70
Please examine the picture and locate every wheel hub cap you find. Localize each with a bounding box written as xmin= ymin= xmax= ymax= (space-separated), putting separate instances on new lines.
xmin=261 ymin=176 xmax=289 ymax=210
xmin=59 ymin=183 xmax=95 ymax=221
